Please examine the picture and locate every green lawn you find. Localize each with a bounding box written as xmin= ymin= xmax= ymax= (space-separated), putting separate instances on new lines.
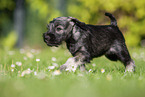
xmin=0 ymin=47 xmax=145 ymax=97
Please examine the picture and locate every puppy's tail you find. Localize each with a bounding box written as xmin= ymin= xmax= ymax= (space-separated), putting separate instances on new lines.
xmin=105 ymin=13 xmax=117 ymax=26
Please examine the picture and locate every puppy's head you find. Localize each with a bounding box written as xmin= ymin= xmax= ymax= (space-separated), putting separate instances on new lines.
xmin=43 ymin=17 xmax=87 ymax=47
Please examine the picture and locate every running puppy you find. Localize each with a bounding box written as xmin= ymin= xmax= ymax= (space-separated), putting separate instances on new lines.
xmin=43 ymin=13 xmax=135 ymax=72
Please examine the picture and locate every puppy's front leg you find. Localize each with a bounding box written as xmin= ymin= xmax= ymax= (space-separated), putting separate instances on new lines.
xmin=60 ymin=55 xmax=86 ymax=72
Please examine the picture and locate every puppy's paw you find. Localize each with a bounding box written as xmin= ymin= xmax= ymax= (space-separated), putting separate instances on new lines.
xmin=125 ymin=62 xmax=136 ymax=72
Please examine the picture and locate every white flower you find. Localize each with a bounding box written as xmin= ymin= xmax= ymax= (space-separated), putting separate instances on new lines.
xmin=11 ymin=69 xmax=14 ymax=72
xmin=52 ymin=63 xmax=58 ymax=67
xmin=36 ymin=59 xmax=40 ymax=62
xmin=53 ymin=70 xmax=61 ymax=75
xmin=26 ymin=52 xmax=34 ymax=58
xmin=27 ymin=68 xmax=31 ymax=71
xmin=16 ymin=62 xmax=22 ymax=66
xmin=48 ymin=66 xmax=55 ymax=70
xmin=31 ymin=49 xmax=36 ymax=53
xmin=89 ymin=69 xmax=92 ymax=72
xmin=11 ymin=64 xmax=15 ymax=68
xmin=21 ymin=73 xmax=25 ymax=77
xmin=101 ymin=68 xmax=105 ymax=73
xmin=23 ymin=56 xmax=27 ymax=60
xmin=65 ymin=68 xmax=69 ymax=71
xmin=52 ymin=57 xmax=57 ymax=61
xmin=92 ymin=63 xmax=96 ymax=67
xmin=21 ymin=68 xmax=33 ymax=77
xmin=34 ymin=71 xmax=37 ymax=75
xmin=18 ymin=71 xmax=20 ymax=74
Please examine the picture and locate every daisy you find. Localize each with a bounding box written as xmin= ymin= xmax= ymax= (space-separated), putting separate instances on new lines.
xmin=52 ymin=57 xmax=57 ymax=61
xmin=92 ymin=63 xmax=96 ymax=67
xmin=101 ymin=68 xmax=105 ymax=73
xmin=52 ymin=63 xmax=59 ymax=67
xmin=36 ymin=59 xmax=40 ymax=62
xmin=89 ymin=69 xmax=92 ymax=72
xmin=53 ymin=70 xmax=61 ymax=75
xmin=11 ymin=64 xmax=15 ymax=68
xmin=21 ymin=68 xmax=33 ymax=77
xmin=34 ymin=71 xmax=37 ymax=75
xmin=31 ymin=49 xmax=36 ymax=53
xmin=26 ymin=52 xmax=34 ymax=58
xmin=48 ymin=66 xmax=55 ymax=70
xmin=23 ymin=56 xmax=27 ymax=60
xmin=16 ymin=62 xmax=22 ymax=66
xmin=11 ymin=69 xmax=14 ymax=72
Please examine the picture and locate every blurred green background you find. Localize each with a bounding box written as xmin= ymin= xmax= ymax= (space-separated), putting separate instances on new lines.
xmin=0 ymin=0 xmax=145 ymax=49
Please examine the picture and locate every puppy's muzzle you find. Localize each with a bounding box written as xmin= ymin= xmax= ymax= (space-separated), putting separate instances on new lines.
xmin=43 ymin=33 xmax=50 ymax=43
xmin=43 ymin=33 xmax=60 ymax=47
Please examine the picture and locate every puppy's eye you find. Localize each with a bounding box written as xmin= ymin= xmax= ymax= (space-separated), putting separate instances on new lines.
xmin=57 ymin=27 xmax=62 ymax=31
xmin=56 ymin=26 xmax=64 ymax=34
xmin=56 ymin=26 xmax=64 ymax=31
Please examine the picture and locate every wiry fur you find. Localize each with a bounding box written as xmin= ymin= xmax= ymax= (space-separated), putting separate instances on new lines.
xmin=43 ymin=13 xmax=136 ymax=72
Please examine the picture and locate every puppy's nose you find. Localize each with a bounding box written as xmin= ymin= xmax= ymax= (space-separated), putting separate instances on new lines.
xmin=46 ymin=35 xmax=50 ymax=40
xmin=43 ymin=33 xmax=50 ymax=40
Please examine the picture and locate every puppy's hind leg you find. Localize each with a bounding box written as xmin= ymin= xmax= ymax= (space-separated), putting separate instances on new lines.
xmin=105 ymin=43 xmax=135 ymax=72
xmin=117 ymin=45 xmax=136 ymax=72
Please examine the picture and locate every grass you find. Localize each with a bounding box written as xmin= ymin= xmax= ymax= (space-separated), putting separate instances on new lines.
xmin=0 ymin=47 xmax=145 ymax=97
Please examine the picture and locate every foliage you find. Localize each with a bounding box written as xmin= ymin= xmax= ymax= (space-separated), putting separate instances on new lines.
xmin=0 ymin=0 xmax=15 ymax=36
xmin=68 ymin=0 xmax=145 ymax=46
xmin=0 ymin=48 xmax=145 ymax=97
xmin=1 ymin=30 xmax=17 ymax=48
xmin=0 ymin=0 xmax=145 ymax=47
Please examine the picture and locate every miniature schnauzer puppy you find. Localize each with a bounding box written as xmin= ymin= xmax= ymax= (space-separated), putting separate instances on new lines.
xmin=43 ymin=13 xmax=135 ymax=72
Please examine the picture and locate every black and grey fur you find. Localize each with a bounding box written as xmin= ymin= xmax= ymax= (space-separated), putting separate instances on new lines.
xmin=43 ymin=13 xmax=135 ymax=72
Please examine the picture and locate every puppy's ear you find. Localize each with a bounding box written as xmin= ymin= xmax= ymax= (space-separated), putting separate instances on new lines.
xmin=68 ymin=17 xmax=88 ymax=31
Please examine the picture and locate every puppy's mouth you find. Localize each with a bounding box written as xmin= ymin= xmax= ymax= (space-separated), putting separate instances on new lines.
xmin=44 ymin=39 xmax=59 ymax=47
xmin=44 ymin=38 xmax=61 ymax=47
xmin=43 ymin=33 xmax=62 ymax=47
xmin=46 ymin=42 xmax=60 ymax=47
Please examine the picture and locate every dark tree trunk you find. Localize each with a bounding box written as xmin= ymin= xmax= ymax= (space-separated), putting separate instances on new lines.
xmin=14 ymin=0 xmax=25 ymax=48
